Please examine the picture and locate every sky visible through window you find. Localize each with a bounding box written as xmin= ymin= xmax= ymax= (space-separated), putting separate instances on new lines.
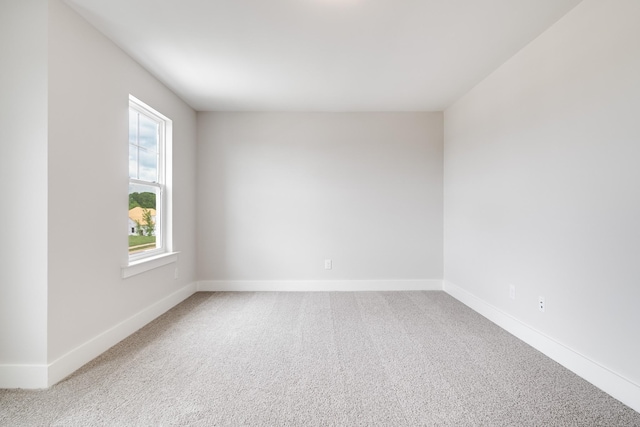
xmin=129 ymin=109 xmax=159 ymax=182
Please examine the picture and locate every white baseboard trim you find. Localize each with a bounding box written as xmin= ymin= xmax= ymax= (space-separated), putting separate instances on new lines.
xmin=197 ymin=279 xmax=443 ymax=292
xmin=443 ymin=280 xmax=640 ymax=413
xmin=46 ymin=282 xmax=197 ymax=388
xmin=0 ymin=364 xmax=48 ymax=389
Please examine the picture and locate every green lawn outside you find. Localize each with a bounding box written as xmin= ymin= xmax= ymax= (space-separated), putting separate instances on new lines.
xmin=129 ymin=235 xmax=156 ymax=248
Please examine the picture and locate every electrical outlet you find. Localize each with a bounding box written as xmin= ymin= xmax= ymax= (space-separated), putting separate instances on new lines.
xmin=538 ymin=296 xmax=545 ymax=312
xmin=509 ymin=284 xmax=516 ymax=300
xmin=324 ymin=259 xmax=332 ymax=270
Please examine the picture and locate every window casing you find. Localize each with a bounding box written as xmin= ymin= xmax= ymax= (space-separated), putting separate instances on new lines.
xmin=128 ymin=96 xmax=171 ymax=263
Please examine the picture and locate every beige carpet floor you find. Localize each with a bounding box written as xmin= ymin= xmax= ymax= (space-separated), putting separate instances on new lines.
xmin=1 ymin=291 xmax=639 ymax=426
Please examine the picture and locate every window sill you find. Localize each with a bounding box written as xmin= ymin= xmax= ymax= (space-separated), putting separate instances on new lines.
xmin=122 ymin=251 xmax=179 ymax=279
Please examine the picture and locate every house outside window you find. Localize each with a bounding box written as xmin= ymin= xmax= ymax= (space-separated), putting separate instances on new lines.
xmin=128 ymin=95 xmax=171 ymax=261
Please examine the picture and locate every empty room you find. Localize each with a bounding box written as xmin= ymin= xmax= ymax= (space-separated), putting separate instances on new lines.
xmin=1 ymin=0 xmax=639 ymax=425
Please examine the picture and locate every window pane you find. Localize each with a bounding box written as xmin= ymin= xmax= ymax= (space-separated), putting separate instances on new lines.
xmin=129 ymin=144 xmax=138 ymax=179
xmin=138 ymin=114 xmax=159 ymax=151
xmin=128 ymin=183 xmax=160 ymax=254
xmin=138 ymin=147 xmax=158 ymax=182
xmin=129 ymin=108 xmax=159 ymax=182
xmin=129 ymin=109 xmax=138 ymax=144
xmin=129 ymin=109 xmax=140 ymax=179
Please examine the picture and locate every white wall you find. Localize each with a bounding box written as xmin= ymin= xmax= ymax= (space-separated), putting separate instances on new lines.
xmin=46 ymin=0 xmax=197 ymax=372
xmin=197 ymin=113 xmax=443 ymax=286
xmin=444 ymin=0 xmax=640 ymax=406
xmin=0 ymin=0 xmax=49 ymax=385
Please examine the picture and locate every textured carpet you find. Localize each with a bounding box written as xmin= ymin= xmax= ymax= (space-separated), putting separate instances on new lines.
xmin=1 ymin=291 xmax=638 ymax=426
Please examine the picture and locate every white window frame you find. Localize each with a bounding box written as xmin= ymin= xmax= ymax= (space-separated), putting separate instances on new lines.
xmin=123 ymin=95 xmax=176 ymax=278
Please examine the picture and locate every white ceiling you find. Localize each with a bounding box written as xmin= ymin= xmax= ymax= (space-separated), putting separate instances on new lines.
xmin=63 ymin=0 xmax=582 ymax=112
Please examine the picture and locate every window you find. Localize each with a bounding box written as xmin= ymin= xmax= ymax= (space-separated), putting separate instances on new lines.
xmin=128 ymin=96 xmax=171 ymax=263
